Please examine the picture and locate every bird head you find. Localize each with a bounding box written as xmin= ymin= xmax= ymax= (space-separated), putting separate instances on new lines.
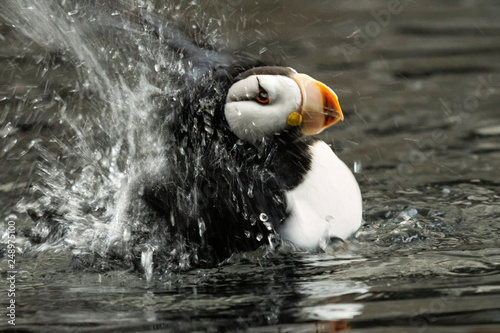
xmin=224 ymin=66 xmax=343 ymax=143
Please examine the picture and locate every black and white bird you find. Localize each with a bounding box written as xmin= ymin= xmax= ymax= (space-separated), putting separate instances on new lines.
xmin=10 ymin=2 xmax=362 ymax=269
xmin=136 ymin=14 xmax=363 ymax=267
xmin=223 ymin=66 xmax=362 ymax=248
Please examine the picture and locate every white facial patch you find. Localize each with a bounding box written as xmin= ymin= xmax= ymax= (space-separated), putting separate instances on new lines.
xmin=224 ymin=75 xmax=301 ymax=142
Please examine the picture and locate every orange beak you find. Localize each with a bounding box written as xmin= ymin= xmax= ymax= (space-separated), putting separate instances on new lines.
xmin=291 ymin=73 xmax=344 ymax=135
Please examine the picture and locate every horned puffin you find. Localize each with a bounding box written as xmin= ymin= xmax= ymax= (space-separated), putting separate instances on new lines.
xmin=223 ymin=66 xmax=362 ymax=248
xmin=6 ymin=2 xmax=361 ymax=271
xmin=16 ymin=3 xmax=362 ymax=267
xmin=141 ymin=54 xmax=362 ymax=265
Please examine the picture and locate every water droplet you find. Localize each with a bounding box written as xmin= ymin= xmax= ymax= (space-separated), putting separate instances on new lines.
xmin=2 ymin=138 xmax=17 ymax=156
xmin=141 ymin=248 xmax=154 ymax=282
xmin=198 ymin=218 xmax=206 ymax=237
xmin=259 ymin=213 xmax=268 ymax=222
xmin=170 ymin=211 xmax=175 ymax=226
xmin=259 ymin=47 xmax=267 ymax=54
xmin=319 ymin=237 xmax=328 ymax=251
xmin=68 ymin=9 xmax=79 ymax=16
xmin=267 ymin=234 xmax=275 ymax=249
xmin=347 ymin=28 xmax=361 ymax=39
xmin=123 ymin=228 xmax=130 ymax=242
xmin=1 ymin=122 xmax=16 ymax=138
xmin=250 ymin=215 xmax=257 ymax=226
xmin=272 ymin=194 xmax=283 ymax=205
xmin=204 ymin=125 xmax=214 ymax=135
xmin=406 ymin=208 xmax=418 ymax=217
xmin=244 ymin=230 xmax=251 ymax=238
xmin=247 ymin=184 xmax=254 ymax=198
xmin=256 ymin=233 xmax=263 ymax=241
xmin=353 ymin=160 xmax=362 ymax=173
xmin=263 ymin=221 xmax=273 ymax=231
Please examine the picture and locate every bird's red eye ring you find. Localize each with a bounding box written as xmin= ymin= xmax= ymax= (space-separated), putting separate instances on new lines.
xmin=256 ymin=87 xmax=270 ymax=104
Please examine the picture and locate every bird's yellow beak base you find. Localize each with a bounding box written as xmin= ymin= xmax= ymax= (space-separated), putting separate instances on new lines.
xmin=286 ymin=111 xmax=303 ymax=127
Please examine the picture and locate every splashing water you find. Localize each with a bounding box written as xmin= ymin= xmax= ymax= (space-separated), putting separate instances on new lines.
xmin=2 ymin=0 xmax=236 ymax=273
xmin=141 ymin=247 xmax=154 ymax=282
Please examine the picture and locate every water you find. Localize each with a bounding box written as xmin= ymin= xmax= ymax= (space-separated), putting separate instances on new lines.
xmin=1 ymin=0 xmax=500 ymax=332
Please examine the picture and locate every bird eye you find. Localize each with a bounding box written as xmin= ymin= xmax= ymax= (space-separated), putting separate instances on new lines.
xmin=256 ymin=87 xmax=270 ymax=104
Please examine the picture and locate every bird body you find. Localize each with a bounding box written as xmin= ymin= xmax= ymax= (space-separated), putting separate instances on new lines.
xmin=280 ymin=140 xmax=362 ymax=249
xmin=139 ymin=62 xmax=364 ymax=266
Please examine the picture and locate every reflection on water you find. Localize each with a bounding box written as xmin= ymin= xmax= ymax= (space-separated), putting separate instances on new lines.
xmin=1 ymin=0 xmax=500 ymax=332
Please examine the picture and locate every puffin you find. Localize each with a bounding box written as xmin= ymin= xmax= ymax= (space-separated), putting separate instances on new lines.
xmin=10 ymin=3 xmax=362 ymax=269
xmin=103 ymin=8 xmax=366 ymax=268
xmin=223 ymin=66 xmax=363 ymax=248
xmin=139 ymin=40 xmax=363 ymax=266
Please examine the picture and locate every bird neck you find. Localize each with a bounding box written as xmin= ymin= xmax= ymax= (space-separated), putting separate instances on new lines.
xmin=252 ymin=133 xmax=314 ymax=189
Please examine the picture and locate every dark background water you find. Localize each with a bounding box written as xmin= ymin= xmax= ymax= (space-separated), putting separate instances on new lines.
xmin=1 ymin=0 xmax=500 ymax=332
